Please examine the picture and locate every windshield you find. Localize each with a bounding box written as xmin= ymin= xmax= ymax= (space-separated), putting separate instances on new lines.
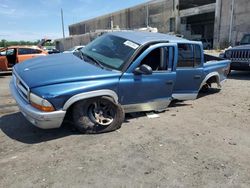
xmin=81 ymin=34 xmax=139 ymax=71
xmin=240 ymin=35 xmax=250 ymax=45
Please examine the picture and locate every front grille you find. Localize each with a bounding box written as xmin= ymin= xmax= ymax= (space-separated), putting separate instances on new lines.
xmin=229 ymin=50 xmax=250 ymax=63
xmin=13 ymin=71 xmax=30 ymax=102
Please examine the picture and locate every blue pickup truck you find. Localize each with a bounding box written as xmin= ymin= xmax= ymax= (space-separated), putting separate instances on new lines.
xmin=10 ymin=31 xmax=230 ymax=133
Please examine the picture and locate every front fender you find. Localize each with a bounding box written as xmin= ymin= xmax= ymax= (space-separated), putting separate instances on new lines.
xmin=62 ymin=90 xmax=118 ymax=110
xmin=31 ymin=78 xmax=119 ymax=110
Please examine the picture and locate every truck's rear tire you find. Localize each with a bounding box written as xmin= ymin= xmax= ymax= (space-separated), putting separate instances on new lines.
xmin=200 ymin=83 xmax=211 ymax=93
xmin=72 ymin=97 xmax=124 ymax=134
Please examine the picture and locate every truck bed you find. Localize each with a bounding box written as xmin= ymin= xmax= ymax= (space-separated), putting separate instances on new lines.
xmin=203 ymin=54 xmax=231 ymax=83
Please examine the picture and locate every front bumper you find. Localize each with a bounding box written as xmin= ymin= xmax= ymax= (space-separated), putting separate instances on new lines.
xmin=9 ymin=79 xmax=66 ymax=129
xmin=230 ymin=61 xmax=250 ymax=71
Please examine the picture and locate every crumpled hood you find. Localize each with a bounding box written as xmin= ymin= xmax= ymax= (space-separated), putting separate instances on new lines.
xmin=14 ymin=53 xmax=121 ymax=88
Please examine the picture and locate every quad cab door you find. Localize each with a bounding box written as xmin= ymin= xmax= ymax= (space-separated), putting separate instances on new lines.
xmin=119 ymin=43 xmax=177 ymax=113
xmin=173 ymin=42 xmax=204 ymax=100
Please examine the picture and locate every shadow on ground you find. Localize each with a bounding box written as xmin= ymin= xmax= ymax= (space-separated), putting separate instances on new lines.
xmin=168 ymin=100 xmax=191 ymax=108
xmin=0 ymin=112 xmax=78 ymax=144
xmin=197 ymin=88 xmax=221 ymax=99
xmin=0 ymin=72 xmax=12 ymax=77
xmin=0 ymin=112 xmax=147 ymax=144
xmin=228 ymin=71 xmax=250 ymax=80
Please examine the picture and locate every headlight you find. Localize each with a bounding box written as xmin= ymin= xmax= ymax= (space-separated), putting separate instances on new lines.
xmin=30 ymin=93 xmax=55 ymax=112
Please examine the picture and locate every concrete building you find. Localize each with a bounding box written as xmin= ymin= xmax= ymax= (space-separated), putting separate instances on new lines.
xmin=56 ymin=0 xmax=250 ymax=50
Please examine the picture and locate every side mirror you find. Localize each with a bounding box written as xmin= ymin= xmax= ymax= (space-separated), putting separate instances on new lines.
xmin=73 ymin=51 xmax=82 ymax=59
xmin=134 ymin=64 xmax=153 ymax=75
xmin=236 ymin=41 xmax=240 ymax=46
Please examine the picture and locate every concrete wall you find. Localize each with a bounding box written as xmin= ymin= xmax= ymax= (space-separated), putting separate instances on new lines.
xmin=231 ymin=0 xmax=250 ymax=45
xmin=69 ymin=0 xmax=175 ymax=35
xmin=57 ymin=0 xmax=177 ymax=51
xmin=214 ymin=0 xmax=250 ymax=48
xmin=55 ymin=32 xmax=100 ymax=52
xmin=62 ymin=0 xmax=250 ymax=50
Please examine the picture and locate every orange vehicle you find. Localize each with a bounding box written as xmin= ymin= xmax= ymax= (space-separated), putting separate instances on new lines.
xmin=0 ymin=46 xmax=48 ymax=71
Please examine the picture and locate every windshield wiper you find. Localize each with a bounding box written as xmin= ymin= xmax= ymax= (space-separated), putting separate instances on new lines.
xmin=80 ymin=51 xmax=106 ymax=69
xmin=73 ymin=50 xmax=84 ymax=60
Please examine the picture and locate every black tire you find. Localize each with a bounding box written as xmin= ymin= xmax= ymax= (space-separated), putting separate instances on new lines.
xmin=72 ymin=96 xmax=124 ymax=134
xmin=200 ymin=83 xmax=211 ymax=93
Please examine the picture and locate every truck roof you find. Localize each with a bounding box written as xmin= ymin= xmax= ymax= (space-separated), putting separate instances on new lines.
xmin=109 ymin=31 xmax=189 ymax=45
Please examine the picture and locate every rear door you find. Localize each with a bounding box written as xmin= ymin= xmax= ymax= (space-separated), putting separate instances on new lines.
xmin=119 ymin=43 xmax=177 ymax=113
xmin=173 ymin=42 xmax=204 ymax=100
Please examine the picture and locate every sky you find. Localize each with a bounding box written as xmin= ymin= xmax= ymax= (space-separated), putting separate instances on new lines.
xmin=0 ymin=0 xmax=149 ymax=41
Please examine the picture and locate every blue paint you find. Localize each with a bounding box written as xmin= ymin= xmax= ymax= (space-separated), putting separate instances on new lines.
xmin=13 ymin=31 xmax=231 ymax=111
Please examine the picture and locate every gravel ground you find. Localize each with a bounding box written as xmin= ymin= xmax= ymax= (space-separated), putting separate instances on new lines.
xmin=0 ymin=71 xmax=250 ymax=188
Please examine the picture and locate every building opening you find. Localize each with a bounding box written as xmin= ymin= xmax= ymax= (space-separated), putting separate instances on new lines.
xmin=178 ymin=0 xmax=216 ymax=49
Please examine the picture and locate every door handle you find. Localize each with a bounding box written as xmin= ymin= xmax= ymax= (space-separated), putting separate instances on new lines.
xmin=194 ymin=75 xmax=201 ymax=79
xmin=166 ymin=80 xmax=174 ymax=85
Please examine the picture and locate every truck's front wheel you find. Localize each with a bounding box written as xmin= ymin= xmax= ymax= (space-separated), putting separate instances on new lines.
xmin=72 ymin=97 xmax=124 ymax=134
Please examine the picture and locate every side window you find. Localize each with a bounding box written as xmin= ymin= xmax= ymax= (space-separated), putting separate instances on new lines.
xmin=177 ymin=44 xmax=202 ymax=68
xmin=29 ymin=49 xmax=42 ymax=54
xmin=177 ymin=44 xmax=194 ymax=67
xmin=194 ymin=45 xmax=201 ymax=67
xmin=6 ymin=49 xmax=15 ymax=56
xmin=18 ymin=48 xmax=30 ymax=55
xmin=0 ymin=50 xmax=6 ymax=56
xmin=18 ymin=48 xmax=41 ymax=55
xmin=140 ymin=47 xmax=168 ymax=71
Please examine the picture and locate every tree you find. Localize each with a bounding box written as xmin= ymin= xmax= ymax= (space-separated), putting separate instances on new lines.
xmin=0 ymin=39 xmax=41 ymax=47
xmin=0 ymin=39 xmax=7 ymax=47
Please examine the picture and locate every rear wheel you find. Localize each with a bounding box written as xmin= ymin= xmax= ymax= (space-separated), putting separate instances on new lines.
xmin=72 ymin=97 xmax=124 ymax=134
xmin=200 ymin=83 xmax=211 ymax=93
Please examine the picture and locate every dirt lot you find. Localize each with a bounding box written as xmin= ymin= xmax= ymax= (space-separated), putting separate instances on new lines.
xmin=0 ymin=72 xmax=250 ymax=188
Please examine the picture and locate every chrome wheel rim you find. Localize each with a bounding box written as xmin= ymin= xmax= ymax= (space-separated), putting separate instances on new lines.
xmin=88 ymin=100 xmax=114 ymax=126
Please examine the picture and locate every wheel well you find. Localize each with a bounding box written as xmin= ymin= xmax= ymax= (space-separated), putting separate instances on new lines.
xmin=206 ymin=76 xmax=219 ymax=85
xmin=63 ymin=95 xmax=116 ymax=122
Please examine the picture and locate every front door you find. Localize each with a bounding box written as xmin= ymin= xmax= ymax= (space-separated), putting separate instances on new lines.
xmin=0 ymin=48 xmax=16 ymax=71
xmin=118 ymin=43 xmax=177 ymax=113
xmin=0 ymin=48 xmax=8 ymax=71
xmin=0 ymin=56 xmax=8 ymax=71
